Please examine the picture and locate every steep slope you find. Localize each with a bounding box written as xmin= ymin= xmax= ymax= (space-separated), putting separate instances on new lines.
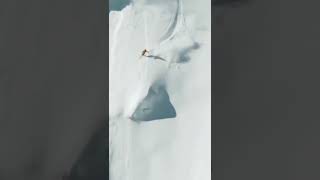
xmin=109 ymin=0 xmax=211 ymax=179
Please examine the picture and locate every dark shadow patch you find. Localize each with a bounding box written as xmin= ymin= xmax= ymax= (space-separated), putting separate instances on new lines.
xmin=177 ymin=42 xmax=201 ymax=64
xmin=130 ymin=85 xmax=176 ymax=122
xmin=109 ymin=0 xmax=130 ymax=12
xmin=146 ymin=55 xmax=168 ymax=62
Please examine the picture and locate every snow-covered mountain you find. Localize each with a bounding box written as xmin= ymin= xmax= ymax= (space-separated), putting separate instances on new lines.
xmin=109 ymin=0 xmax=211 ymax=179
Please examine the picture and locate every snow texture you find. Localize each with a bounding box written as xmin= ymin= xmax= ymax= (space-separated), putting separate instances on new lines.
xmin=109 ymin=0 xmax=211 ymax=179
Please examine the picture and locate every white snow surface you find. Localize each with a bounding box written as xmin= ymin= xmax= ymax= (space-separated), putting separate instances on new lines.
xmin=109 ymin=0 xmax=211 ymax=179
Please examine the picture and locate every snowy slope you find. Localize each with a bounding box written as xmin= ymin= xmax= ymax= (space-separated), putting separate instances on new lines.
xmin=109 ymin=0 xmax=211 ymax=179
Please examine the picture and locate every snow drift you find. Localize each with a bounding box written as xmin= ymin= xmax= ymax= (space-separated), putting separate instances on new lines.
xmin=109 ymin=0 xmax=211 ymax=179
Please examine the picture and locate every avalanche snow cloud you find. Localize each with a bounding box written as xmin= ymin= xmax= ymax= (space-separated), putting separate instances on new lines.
xmin=109 ymin=0 xmax=211 ymax=179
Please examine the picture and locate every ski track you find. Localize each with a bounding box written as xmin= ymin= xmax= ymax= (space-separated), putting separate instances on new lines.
xmin=159 ymin=0 xmax=180 ymax=43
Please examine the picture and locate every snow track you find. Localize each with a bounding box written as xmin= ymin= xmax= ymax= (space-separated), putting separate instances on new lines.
xmin=159 ymin=0 xmax=181 ymax=43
